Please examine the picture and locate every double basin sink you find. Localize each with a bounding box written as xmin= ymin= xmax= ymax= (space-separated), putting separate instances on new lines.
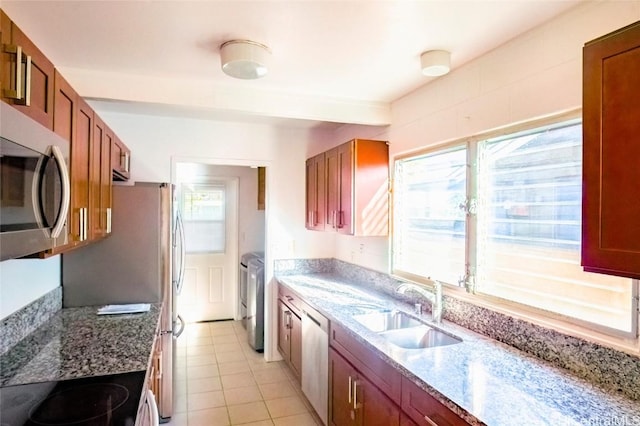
xmin=353 ymin=310 xmax=461 ymax=349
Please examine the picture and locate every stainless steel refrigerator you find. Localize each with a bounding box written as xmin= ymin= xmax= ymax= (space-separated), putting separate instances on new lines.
xmin=62 ymin=182 xmax=185 ymax=421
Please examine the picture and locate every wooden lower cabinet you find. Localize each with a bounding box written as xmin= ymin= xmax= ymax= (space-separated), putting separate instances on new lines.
xmin=277 ymin=298 xmax=302 ymax=380
xmin=401 ymin=377 xmax=468 ymax=426
xmin=329 ymin=348 xmax=400 ymax=426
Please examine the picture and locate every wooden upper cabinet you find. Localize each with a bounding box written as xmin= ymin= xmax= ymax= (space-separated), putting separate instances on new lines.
xmin=111 ymin=134 xmax=131 ymax=181
xmin=50 ymin=70 xmax=77 ymax=252
xmin=323 ymin=139 xmax=389 ymax=236
xmin=1 ymin=13 xmax=54 ymax=129
xmin=90 ymin=115 xmax=113 ymax=239
xmin=74 ymin=97 xmax=94 ymax=245
xmin=305 ymin=153 xmax=325 ymax=230
xmin=582 ymin=21 xmax=640 ymax=279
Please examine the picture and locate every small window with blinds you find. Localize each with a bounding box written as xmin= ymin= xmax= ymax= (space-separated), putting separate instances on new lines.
xmin=181 ymin=184 xmax=226 ymax=253
xmin=393 ymin=118 xmax=636 ymax=335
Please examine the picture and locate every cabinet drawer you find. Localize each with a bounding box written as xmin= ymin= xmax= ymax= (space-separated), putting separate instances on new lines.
xmin=401 ymin=377 xmax=468 ymax=426
xmin=278 ymin=284 xmax=302 ymax=315
xmin=330 ymin=321 xmax=401 ymax=404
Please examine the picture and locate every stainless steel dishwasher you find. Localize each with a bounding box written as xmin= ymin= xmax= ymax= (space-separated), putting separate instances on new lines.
xmin=301 ymin=303 xmax=329 ymax=425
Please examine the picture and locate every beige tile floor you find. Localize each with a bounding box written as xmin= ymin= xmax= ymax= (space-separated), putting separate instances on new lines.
xmin=165 ymin=320 xmax=323 ymax=426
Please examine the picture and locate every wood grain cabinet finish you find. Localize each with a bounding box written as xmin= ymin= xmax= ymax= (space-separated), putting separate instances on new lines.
xmin=582 ymin=21 xmax=640 ymax=279
xmin=401 ymin=377 xmax=468 ymax=426
xmin=329 ymin=348 xmax=400 ymax=426
xmin=277 ymin=286 xmax=302 ymax=381
xmin=325 ymin=139 xmax=389 ymax=236
xmin=330 ymin=321 xmax=401 ymax=404
xmin=1 ymin=10 xmax=54 ymax=130
xmin=112 ymin=135 xmax=131 ymax=181
xmin=90 ymin=115 xmax=113 ymax=240
xmin=306 ymin=139 xmax=389 ymax=236
xmin=306 ymin=153 xmax=326 ymax=230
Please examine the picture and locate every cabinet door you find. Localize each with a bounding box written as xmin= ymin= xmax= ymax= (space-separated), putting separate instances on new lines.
xmin=329 ymin=348 xmax=357 ymax=426
xmin=337 ymin=142 xmax=353 ymax=234
xmin=102 ymin=127 xmax=113 ymax=235
xmin=90 ymin=115 xmax=109 ymax=239
xmin=74 ymin=97 xmax=93 ymax=243
xmin=582 ymin=21 xmax=640 ymax=279
xmin=277 ymin=300 xmax=291 ymax=361
xmin=1 ymin=10 xmax=11 ymax=98
xmin=325 ymin=147 xmax=340 ymax=230
xmin=355 ymin=374 xmax=400 ymax=426
xmin=112 ymin=135 xmax=131 ymax=181
xmin=306 ymin=153 xmax=325 ymax=230
xmin=8 ymin=21 xmax=54 ymax=130
xmin=289 ymin=311 xmax=302 ymax=379
xmin=51 ymin=70 xmax=77 ymax=250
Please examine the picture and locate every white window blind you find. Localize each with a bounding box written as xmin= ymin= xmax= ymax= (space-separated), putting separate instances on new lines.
xmin=181 ymin=184 xmax=226 ymax=253
xmin=476 ymin=121 xmax=633 ymax=333
xmin=393 ymin=146 xmax=467 ymax=286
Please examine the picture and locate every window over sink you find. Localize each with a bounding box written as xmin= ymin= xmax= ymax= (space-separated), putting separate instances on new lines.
xmin=392 ymin=115 xmax=637 ymax=336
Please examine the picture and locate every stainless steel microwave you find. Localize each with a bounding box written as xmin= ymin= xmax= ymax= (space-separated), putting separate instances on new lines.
xmin=0 ymin=102 xmax=70 ymax=261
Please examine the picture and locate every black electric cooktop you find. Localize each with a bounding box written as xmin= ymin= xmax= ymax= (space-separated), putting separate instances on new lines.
xmin=0 ymin=371 xmax=145 ymax=426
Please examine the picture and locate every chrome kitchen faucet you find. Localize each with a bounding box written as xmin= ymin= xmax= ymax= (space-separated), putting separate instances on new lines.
xmin=396 ymin=281 xmax=443 ymax=324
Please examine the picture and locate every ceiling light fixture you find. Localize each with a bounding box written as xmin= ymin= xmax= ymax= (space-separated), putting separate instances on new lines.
xmin=220 ymin=40 xmax=271 ymax=80
xmin=420 ymin=50 xmax=451 ymax=77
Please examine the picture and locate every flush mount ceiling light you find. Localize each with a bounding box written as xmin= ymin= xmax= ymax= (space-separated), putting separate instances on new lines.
xmin=220 ymin=40 xmax=271 ymax=80
xmin=420 ymin=50 xmax=451 ymax=77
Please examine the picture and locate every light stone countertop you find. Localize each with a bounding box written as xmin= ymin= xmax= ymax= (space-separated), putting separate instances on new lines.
xmin=277 ymin=273 xmax=640 ymax=426
xmin=0 ymin=304 xmax=161 ymax=386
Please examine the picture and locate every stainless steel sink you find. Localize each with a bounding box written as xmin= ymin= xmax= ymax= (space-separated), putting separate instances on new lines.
xmin=380 ymin=325 xmax=462 ymax=349
xmin=353 ymin=310 xmax=422 ymax=332
xmin=352 ymin=310 xmax=462 ymax=349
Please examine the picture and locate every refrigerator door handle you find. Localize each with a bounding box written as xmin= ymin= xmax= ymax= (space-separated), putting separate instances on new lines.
xmin=174 ymin=210 xmax=186 ymax=295
xmin=174 ymin=314 xmax=185 ymax=338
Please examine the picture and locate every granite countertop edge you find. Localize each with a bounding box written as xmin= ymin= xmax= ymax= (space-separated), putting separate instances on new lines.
xmin=0 ymin=303 xmax=161 ymax=387
xmin=276 ymin=273 xmax=640 ymax=426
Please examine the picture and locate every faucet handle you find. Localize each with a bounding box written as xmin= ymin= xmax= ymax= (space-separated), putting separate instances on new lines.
xmin=414 ymin=303 xmax=422 ymax=316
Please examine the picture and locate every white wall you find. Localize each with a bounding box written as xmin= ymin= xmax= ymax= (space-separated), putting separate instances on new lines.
xmin=92 ymin=110 xmax=336 ymax=359
xmin=0 ymin=257 xmax=60 ymax=318
xmin=328 ymin=0 xmax=640 ymax=273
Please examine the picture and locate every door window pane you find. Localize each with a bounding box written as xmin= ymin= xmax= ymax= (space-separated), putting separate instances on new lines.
xmin=181 ymin=184 xmax=225 ymax=253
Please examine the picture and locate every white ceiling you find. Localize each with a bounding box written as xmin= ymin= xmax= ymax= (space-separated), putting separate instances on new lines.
xmin=2 ymin=0 xmax=582 ymax=128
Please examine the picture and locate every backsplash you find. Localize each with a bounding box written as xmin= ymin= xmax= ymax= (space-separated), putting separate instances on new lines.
xmin=0 ymin=287 xmax=62 ymax=356
xmin=275 ymin=258 xmax=640 ymax=401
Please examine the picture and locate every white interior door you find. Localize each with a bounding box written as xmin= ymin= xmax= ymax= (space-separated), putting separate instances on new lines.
xmin=178 ymin=178 xmax=238 ymax=322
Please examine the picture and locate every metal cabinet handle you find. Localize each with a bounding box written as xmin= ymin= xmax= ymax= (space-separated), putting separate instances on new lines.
xmin=106 ymin=207 xmax=112 ymax=233
xmin=121 ymin=152 xmax=130 ymax=173
xmin=352 ymin=379 xmax=358 ymax=410
xmin=3 ymin=45 xmax=23 ymax=100
xmin=348 ymin=376 xmax=352 ymax=404
xmin=332 ymin=211 xmax=337 ymax=228
xmin=20 ymin=54 xmax=32 ymax=106
xmin=423 ymin=415 xmax=438 ymax=426
xmin=83 ymin=208 xmax=88 ymax=241
xmin=78 ymin=208 xmax=85 ymax=241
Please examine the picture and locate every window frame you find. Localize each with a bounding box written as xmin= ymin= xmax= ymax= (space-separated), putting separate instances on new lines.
xmin=391 ymin=110 xmax=639 ymax=339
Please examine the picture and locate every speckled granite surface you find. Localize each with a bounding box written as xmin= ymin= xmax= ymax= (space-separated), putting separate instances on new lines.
xmin=276 ymin=271 xmax=640 ymax=426
xmin=0 ymin=304 xmax=160 ymax=386
xmin=277 ymin=258 xmax=640 ymax=402
xmin=0 ymin=287 xmax=62 ymax=356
